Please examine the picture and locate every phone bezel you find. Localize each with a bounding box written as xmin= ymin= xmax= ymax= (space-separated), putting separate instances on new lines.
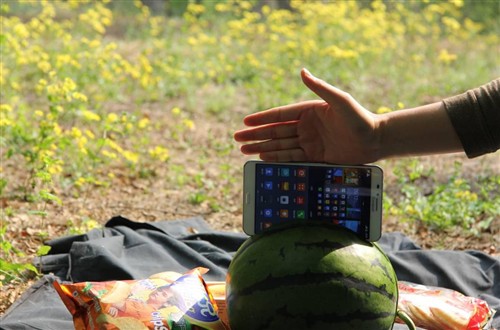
xmin=242 ymin=160 xmax=383 ymax=241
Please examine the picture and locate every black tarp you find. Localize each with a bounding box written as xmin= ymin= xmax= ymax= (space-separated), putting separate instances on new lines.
xmin=1 ymin=216 xmax=498 ymax=329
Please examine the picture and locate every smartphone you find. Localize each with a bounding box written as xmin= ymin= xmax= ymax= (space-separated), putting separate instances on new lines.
xmin=242 ymin=161 xmax=383 ymax=241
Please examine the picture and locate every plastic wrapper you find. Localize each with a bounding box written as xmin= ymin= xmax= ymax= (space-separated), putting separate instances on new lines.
xmin=396 ymin=281 xmax=496 ymax=330
xmin=54 ymin=267 xmax=228 ymax=330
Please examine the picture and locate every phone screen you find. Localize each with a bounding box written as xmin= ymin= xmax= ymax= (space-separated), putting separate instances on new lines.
xmin=253 ymin=163 xmax=374 ymax=239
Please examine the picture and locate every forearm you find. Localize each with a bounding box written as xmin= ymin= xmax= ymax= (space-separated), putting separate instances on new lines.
xmin=376 ymin=102 xmax=463 ymax=160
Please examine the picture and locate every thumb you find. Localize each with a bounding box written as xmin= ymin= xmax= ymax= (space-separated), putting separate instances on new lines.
xmin=300 ymin=68 xmax=352 ymax=107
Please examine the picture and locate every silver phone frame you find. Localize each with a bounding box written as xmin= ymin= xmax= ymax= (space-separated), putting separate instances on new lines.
xmin=242 ymin=160 xmax=383 ymax=241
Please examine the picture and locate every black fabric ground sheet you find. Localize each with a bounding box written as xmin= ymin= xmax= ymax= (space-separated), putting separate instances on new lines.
xmin=1 ymin=215 xmax=499 ymax=330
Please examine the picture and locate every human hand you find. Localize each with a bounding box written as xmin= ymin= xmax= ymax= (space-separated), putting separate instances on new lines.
xmin=234 ymin=68 xmax=381 ymax=164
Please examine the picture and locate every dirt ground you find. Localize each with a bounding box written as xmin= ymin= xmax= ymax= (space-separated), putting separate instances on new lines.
xmin=1 ymin=108 xmax=499 ymax=316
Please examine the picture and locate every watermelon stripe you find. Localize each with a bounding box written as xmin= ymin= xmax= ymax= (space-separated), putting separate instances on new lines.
xmin=236 ymin=269 xmax=395 ymax=301
xmin=274 ymin=305 xmax=394 ymax=323
xmin=254 ymin=306 xmax=395 ymax=330
xmin=370 ymin=257 xmax=396 ymax=284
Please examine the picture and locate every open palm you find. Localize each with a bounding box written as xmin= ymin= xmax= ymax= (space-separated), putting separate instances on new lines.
xmin=234 ymin=69 xmax=380 ymax=165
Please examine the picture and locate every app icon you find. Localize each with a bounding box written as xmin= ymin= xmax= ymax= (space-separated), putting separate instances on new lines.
xmin=280 ymin=168 xmax=290 ymax=177
xmin=264 ymin=209 xmax=273 ymax=217
xmin=281 ymin=182 xmax=290 ymax=191
xmin=297 ymin=168 xmax=306 ymax=177
xmin=296 ymin=196 xmax=305 ymax=205
xmin=265 ymin=168 xmax=273 ymax=176
xmin=262 ymin=222 xmax=273 ymax=229
xmin=296 ymin=210 xmax=305 ymax=219
xmin=325 ymin=199 xmax=330 ymax=205
xmin=280 ymin=209 xmax=289 ymax=218
xmin=280 ymin=196 xmax=289 ymax=204
xmin=297 ymin=183 xmax=306 ymax=191
xmin=264 ymin=181 xmax=273 ymax=190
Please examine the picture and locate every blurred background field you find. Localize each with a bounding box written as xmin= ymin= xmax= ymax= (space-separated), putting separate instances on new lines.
xmin=1 ymin=0 xmax=499 ymax=312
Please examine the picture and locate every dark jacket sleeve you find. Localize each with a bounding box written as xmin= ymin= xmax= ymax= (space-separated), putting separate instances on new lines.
xmin=443 ymin=78 xmax=500 ymax=158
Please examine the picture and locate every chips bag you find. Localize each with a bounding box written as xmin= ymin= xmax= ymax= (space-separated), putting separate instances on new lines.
xmin=396 ymin=281 xmax=496 ymax=330
xmin=54 ymin=267 xmax=228 ymax=330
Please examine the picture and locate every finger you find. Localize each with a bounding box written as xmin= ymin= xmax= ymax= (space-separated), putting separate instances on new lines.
xmin=301 ymin=68 xmax=352 ymax=107
xmin=259 ymin=148 xmax=307 ymax=162
xmin=240 ymin=137 xmax=300 ymax=154
xmin=243 ymin=100 xmax=323 ymax=126
xmin=234 ymin=122 xmax=298 ymax=142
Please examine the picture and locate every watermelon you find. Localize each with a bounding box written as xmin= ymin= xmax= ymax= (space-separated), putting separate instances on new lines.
xmin=226 ymin=222 xmax=403 ymax=330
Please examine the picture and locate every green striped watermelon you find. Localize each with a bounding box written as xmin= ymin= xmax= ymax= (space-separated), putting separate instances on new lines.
xmin=226 ymin=222 xmax=401 ymax=330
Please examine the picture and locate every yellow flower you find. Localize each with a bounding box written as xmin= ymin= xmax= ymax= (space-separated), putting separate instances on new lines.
xmin=0 ymin=104 xmax=12 ymax=112
xmin=106 ymin=113 xmax=118 ymax=123
xmin=75 ymin=177 xmax=88 ymax=187
xmin=182 ymin=119 xmax=195 ymax=130
xmin=81 ymin=110 xmax=101 ymax=121
xmin=138 ymin=118 xmax=149 ymax=129
xmin=106 ymin=139 xmax=124 ymax=153
xmin=70 ymin=127 xmax=82 ymax=138
xmin=37 ymin=61 xmax=51 ymax=73
xmin=84 ymin=129 xmax=95 ymax=139
xmin=53 ymin=123 xmax=62 ymax=136
xmin=171 ymin=107 xmax=181 ymax=116
xmin=438 ymin=49 xmax=458 ymax=65
xmin=122 ymin=150 xmax=139 ymax=163
xmin=101 ymin=150 xmax=117 ymax=159
xmin=35 ymin=110 xmax=44 ymax=117
xmin=149 ymin=146 xmax=169 ymax=162
xmin=72 ymin=92 xmax=88 ymax=102
xmin=0 ymin=118 xmax=13 ymax=127
xmin=376 ymin=106 xmax=392 ymax=114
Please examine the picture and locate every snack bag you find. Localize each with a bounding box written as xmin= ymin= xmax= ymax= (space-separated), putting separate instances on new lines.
xmin=54 ymin=267 xmax=228 ymax=330
xmin=396 ymin=281 xmax=496 ymax=330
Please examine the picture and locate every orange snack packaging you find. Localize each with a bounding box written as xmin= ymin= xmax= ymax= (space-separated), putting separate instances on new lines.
xmin=54 ymin=267 xmax=229 ymax=330
xmin=396 ymin=281 xmax=496 ymax=330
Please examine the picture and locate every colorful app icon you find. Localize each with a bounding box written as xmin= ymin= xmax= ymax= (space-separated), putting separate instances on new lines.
xmin=280 ymin=168 xmax=290 ymax=177
xmin=296 ymin=210 xmax=305 ymax=219
xmin=264 ymin=209 xmax=273 ymax=217
xmin=297 ymin=168 xmax=306 ymax=177
xmin=265 ymin=168 xmax=273 ymax=176
xmin=262 ymin=222 xmax=273 ymax=229
xmin=280 ymin=196 xmax=289 ymax=204
xmin=280 ymin=209 xmax=289 ymax=218
xmin=296 ymin=196 xmax=305 ymax=205
xmin=264 ymin=181 xmax=273 ymax=190
xmin=297 ymin=183 xmax=306 ymax=191
xmin=281 ymin=182 xmax=290 ymax=191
